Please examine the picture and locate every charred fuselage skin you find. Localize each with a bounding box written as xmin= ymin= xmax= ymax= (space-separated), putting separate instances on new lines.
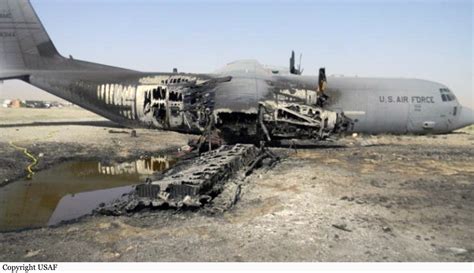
xmin=24 ymin=58 xmax=349 ymax=143
xmin=27 ymin=64 xmax=222 ymax=135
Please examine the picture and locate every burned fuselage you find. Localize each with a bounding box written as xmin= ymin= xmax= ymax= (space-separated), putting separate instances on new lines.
xmin=27 ymin=60 xmax=350 ymax=144
xmin=204 ymin=60 xmax=351 ymax=143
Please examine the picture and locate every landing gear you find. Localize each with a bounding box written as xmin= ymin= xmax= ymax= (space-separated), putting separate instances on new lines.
xmin=191 ymin=109 xmax=225 ymax=154
xmin=258 ymin=101 xmax=347 ymax=141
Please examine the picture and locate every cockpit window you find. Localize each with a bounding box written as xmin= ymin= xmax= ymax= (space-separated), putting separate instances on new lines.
xmin=439 ymin=88 xmax=456 ymax=102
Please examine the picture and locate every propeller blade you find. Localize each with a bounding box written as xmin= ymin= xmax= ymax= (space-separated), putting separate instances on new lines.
xmin=318 ymin=68 xmax=327 ymax=92
xmin=290 ymin=51 xmax=296 ymax=74
xmin=298 ymin=53 xmax=303 ymax=75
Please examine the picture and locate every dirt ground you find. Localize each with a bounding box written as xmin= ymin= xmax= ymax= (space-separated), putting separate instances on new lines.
xmin=0 ymin=107 xmax=194 ymax=185
xmin=0 ymin=107 xmax=473 ymax=262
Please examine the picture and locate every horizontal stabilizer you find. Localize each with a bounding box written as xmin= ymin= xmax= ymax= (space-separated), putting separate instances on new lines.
xmin=0 ymin=72 xmax=29 ymax=81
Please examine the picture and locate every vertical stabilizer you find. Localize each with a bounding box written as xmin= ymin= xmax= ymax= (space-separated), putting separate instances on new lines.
xmin=0 ymin=0 xmax=63 ymax=78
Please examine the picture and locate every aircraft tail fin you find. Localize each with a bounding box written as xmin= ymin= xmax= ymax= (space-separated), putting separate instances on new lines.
xmin=0 ymin=0 xmax=63 ymax=80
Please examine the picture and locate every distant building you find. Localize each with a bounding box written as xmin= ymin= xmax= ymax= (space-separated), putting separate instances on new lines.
xmin=24 ymin=100 xmax=50 ymax=109
xmin=0 ymin=99 xmax=70 ymax=108
xmin=1 ymin=99 xmax=11 ymax=108
xmin=9 ymin=99 xmax=21 ymax=108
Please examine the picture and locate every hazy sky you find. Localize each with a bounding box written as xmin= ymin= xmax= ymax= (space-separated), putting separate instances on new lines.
xmin=0 ymin=0 xmax=472 ymax=107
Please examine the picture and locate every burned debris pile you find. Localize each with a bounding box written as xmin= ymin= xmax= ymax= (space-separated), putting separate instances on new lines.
xmin=97 ymin=144 xmax=276 ymax=215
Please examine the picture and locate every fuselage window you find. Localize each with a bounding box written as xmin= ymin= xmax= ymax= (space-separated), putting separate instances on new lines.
xmin=453 ymin=106 xmax=457 ymax=116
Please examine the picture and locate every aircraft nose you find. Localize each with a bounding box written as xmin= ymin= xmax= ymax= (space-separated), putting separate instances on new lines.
xmin=455 ymin=106 xmax=474 ymax=130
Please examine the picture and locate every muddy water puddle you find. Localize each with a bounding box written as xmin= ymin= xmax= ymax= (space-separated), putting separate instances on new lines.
xmin=0 ymin=156 xmax=177 ymax=232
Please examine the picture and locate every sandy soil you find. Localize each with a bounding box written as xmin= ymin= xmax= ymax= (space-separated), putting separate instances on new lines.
xmin=0 ymin=107 xmax=472 ymax=262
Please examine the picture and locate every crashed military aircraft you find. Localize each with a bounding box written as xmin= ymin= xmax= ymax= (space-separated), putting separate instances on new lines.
xmin=1 ymin=0 xmax=473 ymax=145
xmin=2 ymin=0 xmax=474 ymax=213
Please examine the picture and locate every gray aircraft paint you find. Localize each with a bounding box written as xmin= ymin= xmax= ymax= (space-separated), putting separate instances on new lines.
xmin=323 ymin=77 xmax=466 ymax=134
xmin=1 ymin=0 xmax=473 ymax=139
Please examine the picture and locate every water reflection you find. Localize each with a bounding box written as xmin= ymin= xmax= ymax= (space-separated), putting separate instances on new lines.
xmin=0 ymin=156 xmax=176 ymax=232
xmin=98 ymin=156 xmax=176 ymax=177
